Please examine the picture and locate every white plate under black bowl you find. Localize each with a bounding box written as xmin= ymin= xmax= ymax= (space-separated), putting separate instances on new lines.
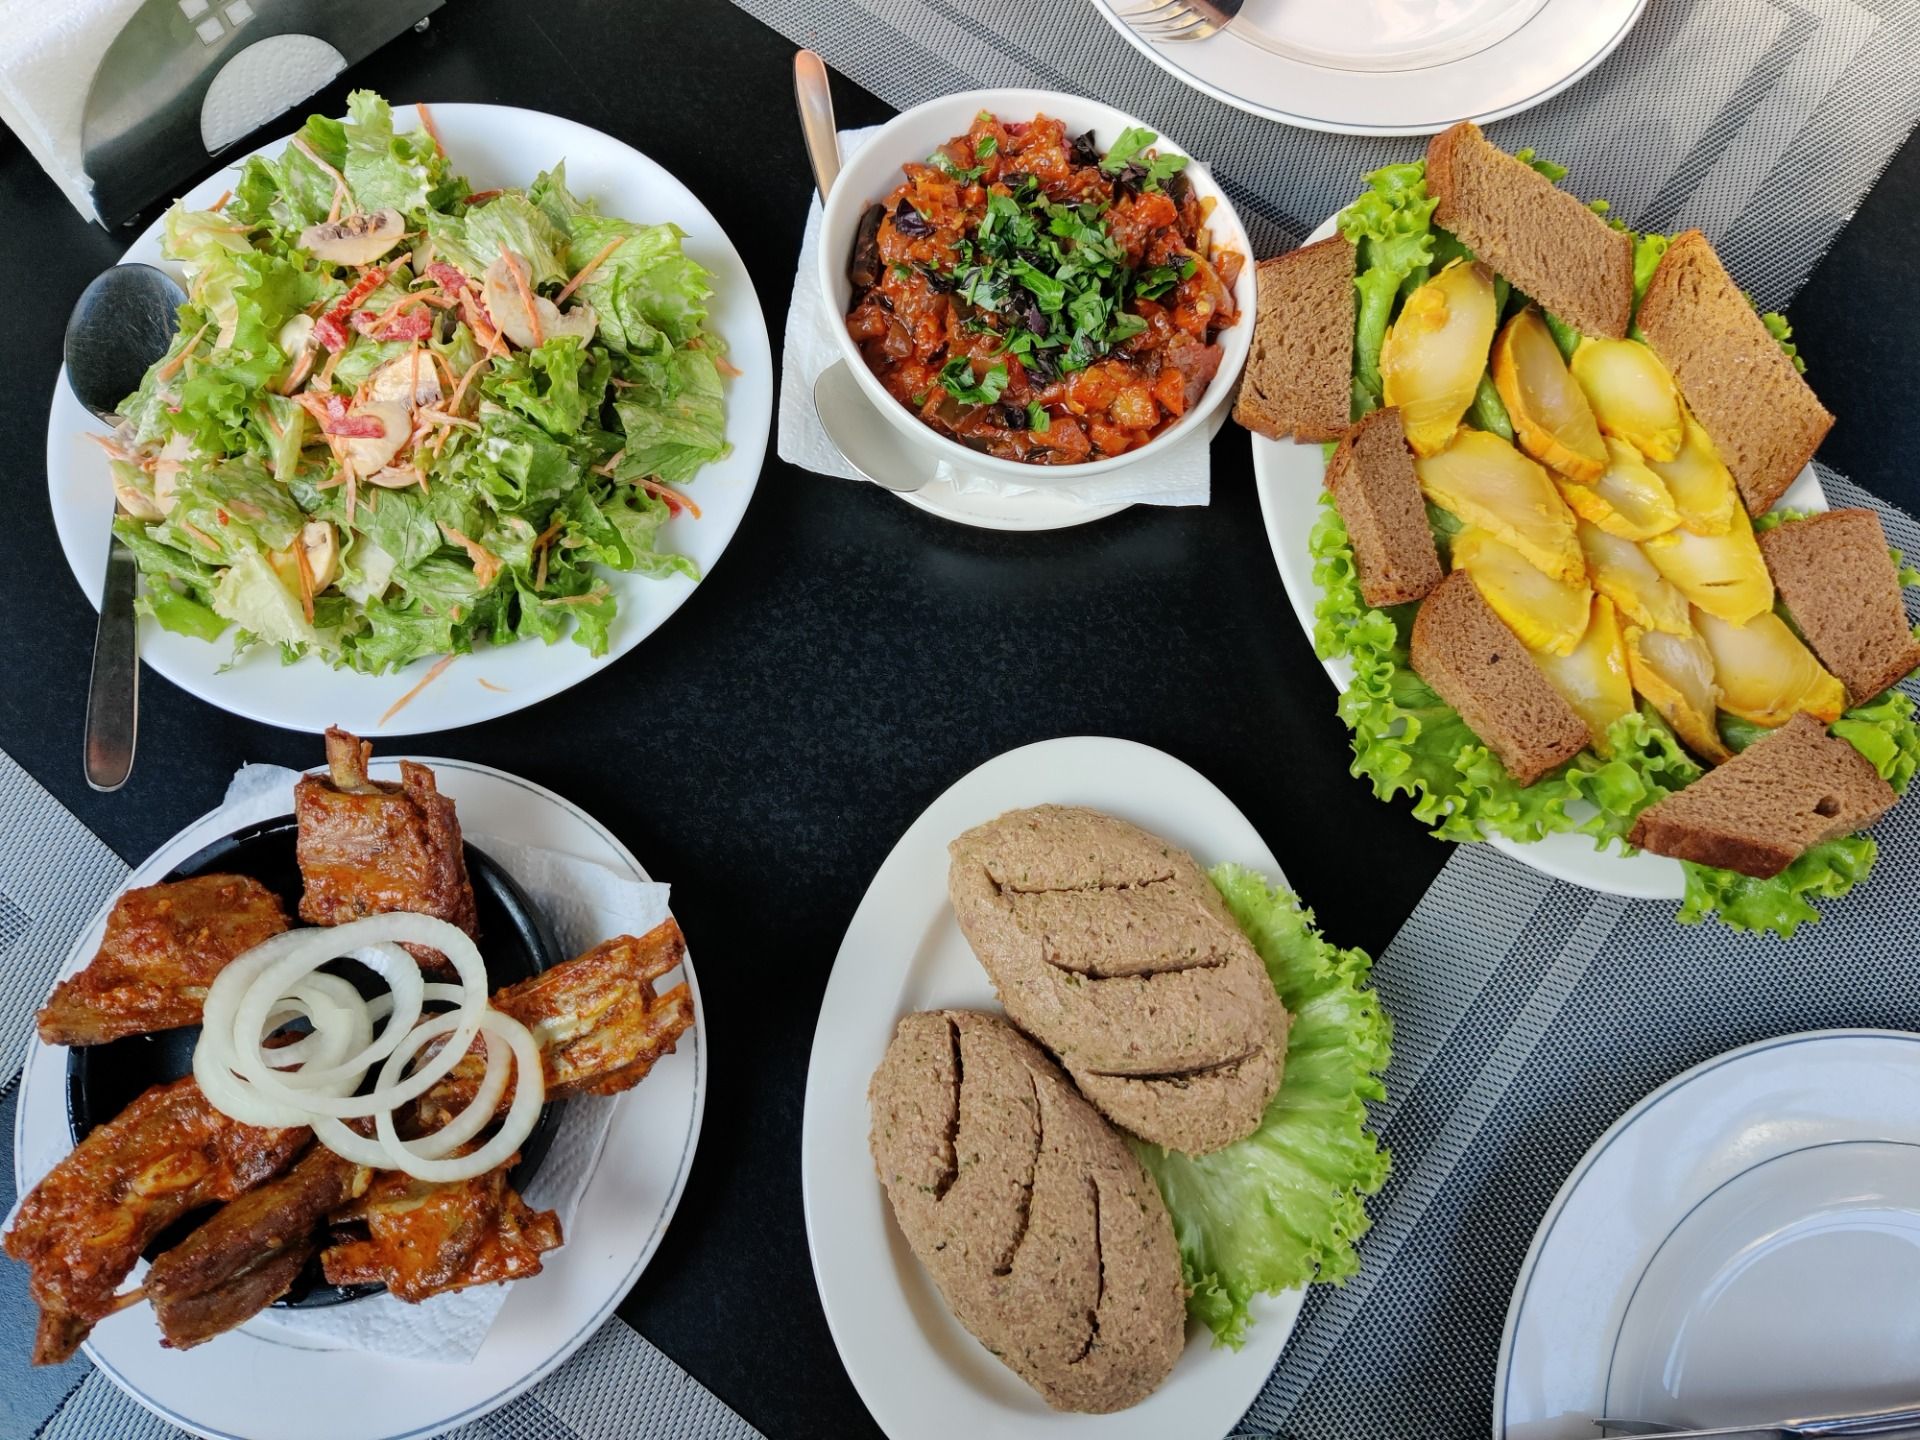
xmin=14 ymin=757 xmax=705 ymax=1440
xmin=63 ymin=815 xmax=563 ymax=1311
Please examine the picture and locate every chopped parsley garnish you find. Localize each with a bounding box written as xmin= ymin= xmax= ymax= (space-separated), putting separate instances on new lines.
xmin=976 ymin=134 xmax=998 ymax=158
xmin=938 ymin=357 xmax=1009 ymax=405
xmin=1100 ymin=125 xmax=1190 ymax=191
xmin=1027 ymin=402 xmax=1051 ymax=433
xmin=927 ymin=149 xmax=987 ymax=183
xmin=923 ymin=140 xmax=1192 ymax=378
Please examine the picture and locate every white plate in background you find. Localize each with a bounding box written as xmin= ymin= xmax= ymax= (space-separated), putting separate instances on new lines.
xmin=1087 ymin=0 xmax=1649 ymax=136
xmin=47 ymin=103 xmax=772 ymax=736
xmin=801 ymin=736 xmax=1305 ymax=1439
xmin=1495 ymin=1031 xmax=1920 ymax=1438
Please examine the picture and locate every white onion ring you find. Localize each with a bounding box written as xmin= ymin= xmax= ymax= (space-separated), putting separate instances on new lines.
xmin=191 ymin=914 xmax=546 ymax=1182
xmin=373 ymin=1008 xmax=543 ymax=1182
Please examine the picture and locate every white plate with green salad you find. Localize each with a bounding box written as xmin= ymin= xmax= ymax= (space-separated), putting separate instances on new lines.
xmin=47 ymin=95 xmax=771 ymax=736
xmin=1250 ymin=138 xmax=1919 ymax=937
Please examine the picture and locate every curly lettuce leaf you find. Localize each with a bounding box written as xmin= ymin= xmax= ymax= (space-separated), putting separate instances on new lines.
xmin=338 ymin=90 xmax=450 ymax=218
xmin=1135 ymin=866 xmax=1392 ymax=1347
xmin=1761 ymin=310 xmax=1806 ymax=374
xmin=483 ymin=337 xmax=612 ymax=438
xmin=1678 ymin=837 xmax=1878 ymax=938
xmin=612 ymin=346 xmax=731 ymax=485
xmin=1832 ymin=690 xmax=1920 ymax=794
xmin=1310 ymin=494 xmax=1699 ymax=847
xmin=1337 ymin=162 xmax=1437 ymax=414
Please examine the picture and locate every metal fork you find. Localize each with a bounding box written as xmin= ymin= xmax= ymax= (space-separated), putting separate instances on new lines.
xmin=1113 ymin=0 xmax=1243 ymax=43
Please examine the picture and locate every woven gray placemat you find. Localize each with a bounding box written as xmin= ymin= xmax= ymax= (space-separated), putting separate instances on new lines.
xmin=1242 ymin=471 xmax=1920 ymax=1438
xmin=0 ymin=752 xmax=125 ymax=1091
xmin=732 ymin=0 xmax=1920 ymax=306
xmin=0 ymin=759 xmax=761 ymax=1440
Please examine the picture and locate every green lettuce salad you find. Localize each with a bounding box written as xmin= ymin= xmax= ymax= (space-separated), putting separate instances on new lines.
xmin=102 ymin=91 xmax=731 ymax=675
xmin=1137 ymin=866 xmax=1392 ymax=1346
xmin=1319 ymin=157 xmax=1920 ymax=938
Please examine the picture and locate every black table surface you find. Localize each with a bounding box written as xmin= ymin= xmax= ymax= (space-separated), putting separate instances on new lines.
xmin=1 ymin=3 xmax=1915 ymax=1437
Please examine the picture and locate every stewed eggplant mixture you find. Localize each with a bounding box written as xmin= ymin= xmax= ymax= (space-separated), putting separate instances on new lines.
xmin=845 ymin=113 xmax=1243 ymax=464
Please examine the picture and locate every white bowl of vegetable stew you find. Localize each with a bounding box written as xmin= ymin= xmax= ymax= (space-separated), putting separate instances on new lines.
xmin=819 ymin=89 xmax=1256 ymax=482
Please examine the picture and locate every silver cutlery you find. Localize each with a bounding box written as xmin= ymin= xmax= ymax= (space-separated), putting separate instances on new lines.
xmin=1594 ymin=1403 xmax=1920 ymax=1439
xmin=64 ymin=262 xmax=186 ymax=793
xmin=812 ymin=362 xmax=935 ymax=494
xmin=792 ymin=49 xmax=932 ymax=494
xmin=793 ymin=48 xmax=840 ymax=203
xmin=1113 ymin=0 xmax=1243 ymax=43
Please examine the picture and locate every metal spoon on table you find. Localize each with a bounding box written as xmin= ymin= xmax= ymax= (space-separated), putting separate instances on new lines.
xmin=794 ymin=49 xmax=935 ymax=495
xmin=64 ymin=262 xmax=186 ymax=792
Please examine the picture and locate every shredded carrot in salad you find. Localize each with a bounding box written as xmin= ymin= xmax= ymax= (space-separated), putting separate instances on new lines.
xmin=414 ymin=103 xmax=445 ymax=156
xmin=556 ymin=236 xmax=625 ymax=305
xmin=378 ymin=653 xmax=456 ymax=726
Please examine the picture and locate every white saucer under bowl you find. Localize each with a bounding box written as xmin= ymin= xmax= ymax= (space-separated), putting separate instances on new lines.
xmin=833 ymin=378 xmax=1237 ymax=533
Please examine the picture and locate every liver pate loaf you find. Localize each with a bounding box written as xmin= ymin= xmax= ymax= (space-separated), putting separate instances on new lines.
xmin=947 ymin=806 xmax=1288 ymax=1155
xmin=868 ymin=1010 xmax=1186 ymax=1413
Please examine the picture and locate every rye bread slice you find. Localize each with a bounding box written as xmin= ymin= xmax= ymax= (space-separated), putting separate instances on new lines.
xmin=1758 ymin=508 xmax=1920 ymax=703
xmin=1627 ymin=711 xmax=1896 ymax=877
xmin=868 ymin=1010 xmax=1186 ymax=1413
xmin=1409 ymin=570 xmax=1591 ymax=785
xmin=1326 ymin=408 xmax=1444 ymax=607
xmin=1232 ymin=234 xmax=1355 ymax=443
xmin=1425 ymin=121 xmax=1633 ymax=340
xmin=1637 ymin=231 xmax=1834 ymax=517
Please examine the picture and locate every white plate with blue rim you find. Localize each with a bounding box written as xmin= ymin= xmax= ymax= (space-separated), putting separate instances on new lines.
xmin=1248 ymin=215 xmax=1828 ymax=902
xmin=12 ymin=757 xmax=705 ymax=1440
xmin=1494 ymin=1030 xmax=1920 ymax=1439
xmin=1088 ymin=0 xmax=1649 ymax=137
xmin=45 ymin=102 xmax=771 ymax=737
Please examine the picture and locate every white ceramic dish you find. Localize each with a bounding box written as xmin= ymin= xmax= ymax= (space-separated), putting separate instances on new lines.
xmin=48 ymin=102 xmax=772 ymax=737
xmin=12 ymin=759 xmax=705 ymax=1440
xmin=1249 ymin=215 xmax=1827 ymax=903
xmin=1087 ymin=0 xmax=1649 ymax=136
xmin=817 ymin=88 xmax=1255 ymax=489
xmin=854 ymin=399 xmax=1232 ymax=532
xmin=1494 ymin=1031 xmax=1920 ymax=1438
xmin=801 ymin=736 xmax=1305 ymax=1440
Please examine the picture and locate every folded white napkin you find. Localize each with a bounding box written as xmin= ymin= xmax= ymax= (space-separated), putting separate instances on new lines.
xmin=0 ymin=0 xmax=144 ymax=221
xmin=780 ymin=125 xmax=1212 ymax=508
xmin=5 ymin=763 xmax=672 ymax=1365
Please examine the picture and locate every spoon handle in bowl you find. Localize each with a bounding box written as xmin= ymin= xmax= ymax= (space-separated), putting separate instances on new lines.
xmin=84 ymin=533 xmax=139 ymax=792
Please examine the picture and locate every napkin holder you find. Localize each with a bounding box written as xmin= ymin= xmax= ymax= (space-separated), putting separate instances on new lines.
xmin=82 ymin=0 xmax=442 ymax=227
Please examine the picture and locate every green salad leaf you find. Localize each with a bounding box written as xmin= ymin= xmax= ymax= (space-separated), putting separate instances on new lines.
xmin=1336 ymin=162 xmax=1438 ymax=415
xmin=106 ymin=90 xmax=731 ymax=676
xmin=1135 ymin=865 xmax=1392 ymax=1348
xmin=1678 ymin=837 xmax=1879 ymax=938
